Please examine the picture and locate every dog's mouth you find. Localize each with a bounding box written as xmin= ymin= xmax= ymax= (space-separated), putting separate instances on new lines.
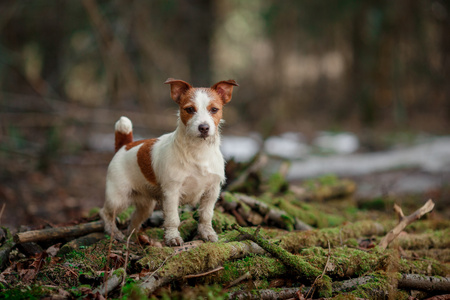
xmin=199 ymin=133 xmax=209 ymax=140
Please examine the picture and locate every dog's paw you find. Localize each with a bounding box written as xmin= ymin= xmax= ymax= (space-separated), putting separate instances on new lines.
xmin=198 ymin=224 xmax=218 ymax=243
xmin=110 ymin=230 xmax=126 ymax=242
xmin=165 ymin=236 xmax=184 ymax=247
xmin=164 ymin=229 xmax=184 ymax=247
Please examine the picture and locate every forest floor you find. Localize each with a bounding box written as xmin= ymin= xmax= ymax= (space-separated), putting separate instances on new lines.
xmin=1 ymin=148 xmax=449 ymax=299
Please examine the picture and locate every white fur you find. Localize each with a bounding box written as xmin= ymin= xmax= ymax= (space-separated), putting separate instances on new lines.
xmin=115 ymin=116 xmax=132 ymax=134
xmin=100 ymin=103 xmax=225 ymax=245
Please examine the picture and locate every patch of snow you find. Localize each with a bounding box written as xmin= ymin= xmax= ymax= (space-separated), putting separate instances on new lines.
xmin=313 ymin=131 xmax=359 ymax=154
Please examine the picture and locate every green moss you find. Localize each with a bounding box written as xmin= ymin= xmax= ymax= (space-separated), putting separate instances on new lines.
xmin=178 ymin=218 xmax=198 ymax=241
xmin=280 ymin=220 xmax=387 ymax=253
xmin=144 ymin=227 xmax=165 ymax=240
xmin=212 ymin=210 xmax=237 ymax=233
xmin=267 ymin=172 xmax=289 ymax=194
xmin=218 ymin=255 xmax=286 ymax=284
xmin=1 ymin=285 xmax=53 ymax=299
xmin=137 ymin=247 xmax=175 ymax=271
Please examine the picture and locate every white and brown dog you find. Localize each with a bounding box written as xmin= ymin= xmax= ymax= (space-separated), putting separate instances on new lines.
xmin=100 ymin=78 xmax=238 ymax=246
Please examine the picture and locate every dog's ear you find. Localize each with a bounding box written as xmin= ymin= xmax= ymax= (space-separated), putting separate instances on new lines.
xmin=164 ymin=78 xmax=192 ymax=103
xmin=211 ymin=80 xmax=239 ymax=104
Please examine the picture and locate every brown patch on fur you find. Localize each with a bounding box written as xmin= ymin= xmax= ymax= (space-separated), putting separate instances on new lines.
xmin=115 ymin=131 xmax=133 ymax=152
xmin=125 ymin=140 xmax=145 ymax=151
xmin=207 ymin=93 xmax=223 ymax=127
xmin=136 ymin=139 xmax=158 ymax=185
xmin=178 ymin=88 xmax=197 ymax=126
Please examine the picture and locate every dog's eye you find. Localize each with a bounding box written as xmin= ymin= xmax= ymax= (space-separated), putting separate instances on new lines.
xmin=184 ymin=107 xmax=196 ymax=114
xmin=210 ymin=107 xmax=219 ymax=114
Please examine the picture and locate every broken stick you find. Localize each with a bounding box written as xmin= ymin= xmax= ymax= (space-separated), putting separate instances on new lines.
xmin=378 ymin=199 xmax=435 ymax=250
xmin=13 ymin=221 xmax=104 ymax=244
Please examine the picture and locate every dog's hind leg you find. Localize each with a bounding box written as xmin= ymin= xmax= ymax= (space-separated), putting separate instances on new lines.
xmin=128 ymin=195 xmax=156 ymax=235
xmin=100 ymin=184 xmax=128 ymax=241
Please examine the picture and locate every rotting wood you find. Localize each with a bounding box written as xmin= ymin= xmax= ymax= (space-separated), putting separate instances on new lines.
xmin=379 ymin=199 xmax=435 ymax=250
xmin=13 ymin=221 xmax=104 ymax=244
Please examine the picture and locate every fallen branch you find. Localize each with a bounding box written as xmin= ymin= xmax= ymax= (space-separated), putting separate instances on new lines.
xmin=225 ymin=271 xmax=251 ymax=289
xmin=379 ymin=199 xmax=435 ymax=250
xmin=14 ymin=221 xmax=104 ymax=244
xmin=92 ymin=268 xmax=126 ymax=296
xmin=398 ymin=274 xmax=450 ymax=292
xmin=228 ymin=287 xmax=302 ymax=300
xmin=233 ymin=225 xmax=332 ymax=297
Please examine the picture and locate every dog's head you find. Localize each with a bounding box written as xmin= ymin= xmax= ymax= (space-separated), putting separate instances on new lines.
xmin=164 ymin=78 xmax=238 ymax=140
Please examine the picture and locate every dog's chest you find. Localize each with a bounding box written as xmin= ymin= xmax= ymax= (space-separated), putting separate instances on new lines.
xmin=179 ymin=161 xmax=221 ymax=204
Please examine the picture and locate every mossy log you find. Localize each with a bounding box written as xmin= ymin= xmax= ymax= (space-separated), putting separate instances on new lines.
xmin=138 ymin=241 xmax=264 ymax=295
xmin=394 ymin=228 xmax=450 ymax=250
xmin=224 ymin=193 xmax=311 ymax=231
xmin=194 ymin=245 xmax=449 ymax=288
xmin=279 ymin=220 xmax=386 ymax=253
xmin=264 ymin=194 xmax=345 ymax=228
xmin=233 ymin=225 xmax=332 ymax=297
xmin=290 ymin=178 xmax=356 ymax=202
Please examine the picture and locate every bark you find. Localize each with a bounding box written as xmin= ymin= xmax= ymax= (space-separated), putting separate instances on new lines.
xmin=92 ymin=268 xmax=126 ymax=296
xmin=228 ymin=287 xmax=302 ymax=300
xmin=379 ymin=199 xmax=435 ymax=250
xmin=398 ymin=274 xmax=450 ymax=292
xmin=13 ymin=221 xmax=104 ymax=244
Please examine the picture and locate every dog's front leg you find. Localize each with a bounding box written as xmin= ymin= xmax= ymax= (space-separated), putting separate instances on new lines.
xmin=197 ymin=184 xmax=220 ymax=242
xmin=162 ymin=186 xmax=184 ymax=246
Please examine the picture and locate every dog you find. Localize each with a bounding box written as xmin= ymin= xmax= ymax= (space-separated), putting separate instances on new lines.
xmin=99 ymin=78 xmax=238 ymax=246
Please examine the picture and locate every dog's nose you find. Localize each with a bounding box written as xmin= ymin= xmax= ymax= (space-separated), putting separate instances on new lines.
xmin=198 ymin=123 xmax=210 ymax=134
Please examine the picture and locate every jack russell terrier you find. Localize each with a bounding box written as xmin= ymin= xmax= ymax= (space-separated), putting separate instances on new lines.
xmin=100 ymin=78 xmax=238 ymax=246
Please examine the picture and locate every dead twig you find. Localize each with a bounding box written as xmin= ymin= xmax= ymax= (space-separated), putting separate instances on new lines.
xmin=379 ymin=199 xmax=435 ymax=250
xmin=120 ymin=229 xmax=135 ymax=297
xmin=225 ymin=271 xmax=251 ymax=289
xmin=183 ymin=266 xmax=224 ymax=279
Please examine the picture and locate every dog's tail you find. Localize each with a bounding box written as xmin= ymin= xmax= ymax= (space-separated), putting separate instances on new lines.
xmin=114 ymin=116 xmax=133 ymax=152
